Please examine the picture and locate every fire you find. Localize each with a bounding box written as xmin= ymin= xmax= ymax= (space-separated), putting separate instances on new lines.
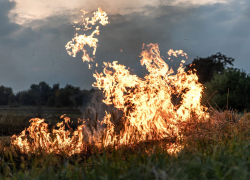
xmin=93 ymin=43 xmax=207 ymax=146
xmin=11 ymin=115 xmax=104 ymax=155
xmin=11 ymin=8 xmax=208 ymax=156
xmin=65 ymin=8 xmax=108 ymax=64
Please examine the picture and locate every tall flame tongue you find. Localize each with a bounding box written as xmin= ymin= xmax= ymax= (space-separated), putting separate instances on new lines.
xmin=93 ymin=43 xmax=207 ymax=146
xmin=11 ymin=8 xmax=208 ymax=156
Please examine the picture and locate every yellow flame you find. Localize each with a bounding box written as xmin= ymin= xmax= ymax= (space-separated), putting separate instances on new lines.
xmin=12 ymin=8 xmax=208 ymax=156
xmin=93 ymin=43 xmax=208 ymax=146
xmin=65 ymin=8 xmax=108 ymax=64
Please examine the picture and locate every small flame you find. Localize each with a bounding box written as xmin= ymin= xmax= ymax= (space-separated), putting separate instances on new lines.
xmin=65 ymin=8 xmax=108 ymax=65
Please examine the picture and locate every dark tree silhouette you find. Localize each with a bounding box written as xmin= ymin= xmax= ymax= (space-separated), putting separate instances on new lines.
xmin=186 ymin=52 xmax=235 ymax=84
xmin=0 ymin=86 xmax=13 ymax=105
xmin=9 ymin=82 xmax=96 ymax=107
xmin=203 ymin=68 xmax=250 ymax=111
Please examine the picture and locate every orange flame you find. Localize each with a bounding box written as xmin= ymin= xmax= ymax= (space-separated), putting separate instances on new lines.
xmin=11 ymin=8 xmax=208 ymax=156
xmin=65 ymin=8 xmax=108 ymax=64
xmin=93 ymin=43 xmax=208 ymax=146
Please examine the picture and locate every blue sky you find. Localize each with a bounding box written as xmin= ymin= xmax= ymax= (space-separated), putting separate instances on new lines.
xmin=0 ymin=0 xmax=249 ymax=92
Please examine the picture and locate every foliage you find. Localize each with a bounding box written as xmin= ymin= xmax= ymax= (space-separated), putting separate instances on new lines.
xmin=186 ymin=52 xmax=234 ymax=84
xmin=0 ymin=82 xmax=96 ymax=107
xmin=0 ymin=52 xmax=246 ymax=111
xmin=203 ymin=68 xmax=250 ymax=111
xmin=0 ymin=86 xmax=13 ymax=106
xmin=186 ymin=53 xmax=249 ymax=111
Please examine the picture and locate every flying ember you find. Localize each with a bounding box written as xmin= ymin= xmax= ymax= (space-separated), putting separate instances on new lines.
xmin=11 ymin=8 xmax=208 ymax=156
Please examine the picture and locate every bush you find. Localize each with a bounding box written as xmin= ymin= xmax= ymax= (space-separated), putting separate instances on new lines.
xmin=203 ymin=68 xmax=250 ymax=111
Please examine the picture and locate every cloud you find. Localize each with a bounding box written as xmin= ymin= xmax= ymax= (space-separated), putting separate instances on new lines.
xmin=0 ymin=0 xmax=20 ymax=37
xmin=10 ymin=0 xmax=227 ymax=25
xmin=0 ymin=0 xmax=40 ymax=47
xmin=0 ymin=0 xmax=249 ymax=93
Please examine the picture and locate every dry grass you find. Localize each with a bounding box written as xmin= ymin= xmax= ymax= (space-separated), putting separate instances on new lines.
xmin=0 ymin=108 xmax=250 ymax=179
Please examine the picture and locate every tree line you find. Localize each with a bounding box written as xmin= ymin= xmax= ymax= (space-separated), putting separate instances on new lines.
xmin=186 ymin=52 xmax=250 ymax=111
xmin=0 ymin=83 xmax=95 ymax=107
xmin=0 ymin=53 xmax=249 ymax=111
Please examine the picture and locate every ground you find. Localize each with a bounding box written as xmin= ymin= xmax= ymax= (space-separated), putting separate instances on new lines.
xmin=0 ymin=107 xmax=250 ymax=179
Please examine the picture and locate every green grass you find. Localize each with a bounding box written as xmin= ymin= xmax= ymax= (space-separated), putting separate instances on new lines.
xmin=0 ymin=109 xmax=250 ymax=179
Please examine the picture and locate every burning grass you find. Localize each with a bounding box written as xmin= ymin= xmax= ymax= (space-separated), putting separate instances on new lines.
xmin=11 ymin=9 xmax=209 ymax=155
xmin=0 ymin=108 xmax=82 ymax=137
xmin=1 ymin=110 xmax=250 ymax=179
xmin=2 ymin=8 xmax=250 ymax=179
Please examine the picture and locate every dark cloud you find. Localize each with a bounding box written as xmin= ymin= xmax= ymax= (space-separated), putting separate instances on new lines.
xmin=94 ymin=5 xmax=194 ymax=77
xmin=0 ymin=0 xmax=19 ymax=37
xmin=0 ymin=0 xmax=249 ymax=92
xmin=1 ymin=27 xmax=39 ymax=47
xmin=0 ymin=1 xmax=44 ymax=48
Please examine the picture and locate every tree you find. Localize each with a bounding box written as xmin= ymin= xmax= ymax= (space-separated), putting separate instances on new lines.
xmin=0 ymin=82 xmax=96 ymax=107
xmin=186 ymin=53 xmax=235 ymax=84
xmin=45 ymin=83 xmax=60 ymax=107
xmin=203 ymin=68 xmax=250 ymax=111
xmin=18 ymin=90 xmax=37 ymax=106
xmin=0 ymin=86 xmax=13 ymax=105
xmin=39 ymin=82 xmax=52 ymax=105
xmin=57 ymin=84 xmax=81 ymax=107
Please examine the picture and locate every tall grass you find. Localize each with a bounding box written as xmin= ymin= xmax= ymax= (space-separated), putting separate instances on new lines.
xmin=0 ymin=109 xmax=250 ymax=179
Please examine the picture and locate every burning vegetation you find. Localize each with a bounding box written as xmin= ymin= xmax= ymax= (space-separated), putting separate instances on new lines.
xmin=11 ymin=8 xmax=209 ymax=156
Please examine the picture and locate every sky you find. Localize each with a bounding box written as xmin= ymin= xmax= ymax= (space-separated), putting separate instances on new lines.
xmin=0 ymin=0 xmax=249 ymax=93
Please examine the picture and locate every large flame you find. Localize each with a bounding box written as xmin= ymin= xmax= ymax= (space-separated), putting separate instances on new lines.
xmin=11 ymin=8 xmax=208 ymax=156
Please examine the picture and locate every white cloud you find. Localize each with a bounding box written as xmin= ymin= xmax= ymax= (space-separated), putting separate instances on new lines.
xmin=10 ymin=0 xmax=228 ymax=25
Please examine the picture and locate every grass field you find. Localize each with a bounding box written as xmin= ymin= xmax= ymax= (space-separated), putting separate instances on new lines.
xmin=0 ymin=107 xmax=250 ymax=179
xmin=0 ymin=106 xmax=82 ymax=136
